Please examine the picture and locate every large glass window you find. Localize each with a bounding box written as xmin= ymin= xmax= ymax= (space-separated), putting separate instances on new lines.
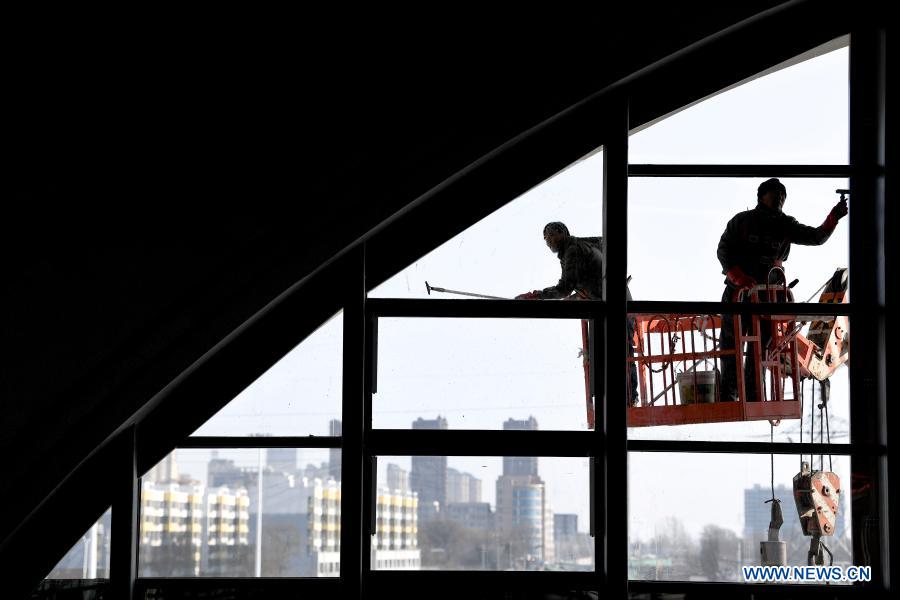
xmin=114 ymin=22 xmax=887 ymax=598
xmin=374 ymin=456 xmax=592 ymax=571
xmin=192 ymin=312 xmax=343 ymax=437
xmin=44 ymin=508 xmax=112 ymax=580
xmin=374 ymin=318 xmax=594 ymax=430
xmin=626 ymin=312 xmax=850 ymax=443
xmin=370 ymin=150 xmax=603 ymax=301
xmin=629 ymin=41 xmax=848 ymax=164
xmin=629 ymin=452 xmax=852 ymax=582
xmin=138 ymin=448 xmax=339 ymax=577
xmin=627 ymin=178 xmax=849 ymax=302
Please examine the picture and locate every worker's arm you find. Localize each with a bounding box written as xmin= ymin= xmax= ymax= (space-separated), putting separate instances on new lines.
xmin=788 ymin=198 xmax=848 ymax=246
xmin=538 ymin=244 xmax=579 ymax=299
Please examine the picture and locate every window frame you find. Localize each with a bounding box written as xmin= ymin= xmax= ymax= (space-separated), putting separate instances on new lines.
xmin=99 ymin=25 xmax=887 ymax=600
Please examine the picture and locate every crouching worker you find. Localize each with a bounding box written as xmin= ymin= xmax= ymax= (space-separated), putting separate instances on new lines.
xmin=515 ymin=222 xmax=639 ymax=406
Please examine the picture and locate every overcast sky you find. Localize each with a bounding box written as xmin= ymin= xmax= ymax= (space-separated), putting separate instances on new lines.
xmin=187 ymin=42 xmax=852 ymax=544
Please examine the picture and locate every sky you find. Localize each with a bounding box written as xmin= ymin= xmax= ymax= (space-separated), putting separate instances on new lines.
xmin=185 ymin=41 xmax=852 ymax=545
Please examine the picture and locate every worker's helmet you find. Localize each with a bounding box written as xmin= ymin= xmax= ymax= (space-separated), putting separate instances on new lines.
xmin=757 ymin=178 xmax=787 ymax=200
xmin=543 ymin=222 xmax=570 ymax=237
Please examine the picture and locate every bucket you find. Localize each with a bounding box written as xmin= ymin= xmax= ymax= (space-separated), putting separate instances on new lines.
xmin=677 ymin=370 xmax=717 ymax=404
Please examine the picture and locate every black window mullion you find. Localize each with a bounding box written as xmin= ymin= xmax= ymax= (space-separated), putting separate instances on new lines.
xmin=110 ymin=425 xmax=138 ymax=600
xmin=628 ymin=164 xmax=851 ymax=178
xmin=367 ymin=297 xmax=603 ymax=319
xmin=629 ymin=300 xmax=860 ymax=317
xmin=603 ymin=93 xmax=629 ymax=595
xmin=179 ymin=436 xmax=341 ymax=449
xmin=848 ymin=25 xmax=889 ymax=591
xmin=340 ymin=245 xmax=366 ymax=598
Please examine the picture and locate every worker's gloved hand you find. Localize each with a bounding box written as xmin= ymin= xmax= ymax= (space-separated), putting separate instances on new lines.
xmin=823 ymin=197 xmax=849 ymax=230
xmin=515 ymin=290 xmax=541 ymax=300
xmin=727 ymin=266 xmax=756 ymax=290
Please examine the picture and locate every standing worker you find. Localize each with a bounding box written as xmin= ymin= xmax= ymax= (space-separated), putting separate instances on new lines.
xmin=516 ymin=222 xmax=639 ymax=406
xmin=717 ymin=178 xmax=848 ymax=402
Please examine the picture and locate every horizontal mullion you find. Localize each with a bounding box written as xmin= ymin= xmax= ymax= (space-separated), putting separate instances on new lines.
xmin=179 ymin=436 xmax=341 ymax=448
xmin=367 ymin=569 xmax=599 ymax=590
xmin=628 ymin=439 xmax=885 ymax=456
xmin=136 ymin=577 xmax=341 ymax=591
xmin=367 ymin=298 xmax=604 ymax=319
xmin=369 ymin=429 xmax=598 ymax=457
xmin=628 ymin=164 xmax=851 ymax=178
xmin=628 ymin=579 xmax=873 ymax=596
xmin=629 ymin=300 xmax=860 ymax=317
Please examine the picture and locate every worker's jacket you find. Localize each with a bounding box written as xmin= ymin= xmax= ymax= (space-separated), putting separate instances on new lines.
xmin=538 ymin=236 xmax=607 ymax=300
xmin=717 ymin=203 xmax=836 ymax=285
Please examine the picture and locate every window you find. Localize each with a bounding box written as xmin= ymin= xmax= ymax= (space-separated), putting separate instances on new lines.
xmin=370 ymin=150 xmax=604 ymax=301
xmin=374 ymin=318 xmax=593 ymax=430
xmin=192 ymin=312 xmax=343 ymax=437
xmin=629 ymin=452 xmax=852 ymax=582
xmin=138 ymin=448 xmax=339 ymax=577
xmin=629 ymin=42 xmax=848 ymax=165
xmin=111 ymin=18 xmax=884 ymax=599
xmin=44 ymin=508 xmax=112 ymax=580
xmin=627 ymin=178 xmax=849 ymax=302
xmin=373 ymin=456 xmax=592 ymax=571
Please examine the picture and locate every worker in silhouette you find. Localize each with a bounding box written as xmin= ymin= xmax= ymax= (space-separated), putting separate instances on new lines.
xmin=717 ymin=178 xmax=848 ymax=402
xmin=516 ymin=222 xmax=606 ymax=301
xmin=516 ymin=222 xmax=639 ymax=406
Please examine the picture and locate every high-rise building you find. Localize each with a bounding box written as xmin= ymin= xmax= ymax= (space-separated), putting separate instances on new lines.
xmin=554 ymin=514 xmax=578 ymax=538
xmin=266 ymin=448 xmax=297 ymax=474
xmin=446 ymin=468 xmax=482 ymax=504
xmin=554 ymin=513 xmax=581 ymax=564
xmin=502 ymin=417 xmax=539 ymax=477
xmin=202 ymin=486 xmax=252 ymax=575
xmin=410 ymin=416 xmax=448 ymax=522
xmin=140 ymin=481 xmax=206 ymax=576
xmin=208 ymin=457 xmax=254 ymax=489
xmin=372 ymin=486 xmax=420 ymax=570
xmin=146 ymin=453 xmax=180 ymax=485
xmin=495 ymin=474 xmax=553 ymax=566
xmin=329 ymin=419 xmax=342 ymax=480
xmin=387 ymin=463 xmax=410 ymax=493
xmin=469 ymin=477 xmax=482 ymax=504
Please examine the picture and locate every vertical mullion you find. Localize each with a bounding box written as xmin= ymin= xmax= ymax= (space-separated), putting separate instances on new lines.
xmin=110 ymin=425 xmax=138 ymax=600
xmin=602 ymin=93 xmax=629 ymax=595
xmin=362 ymin=283 xmax=376 ymax=582
xmin=848 ymin=25 xmax=889 ymax=591
xmin=340 ymin=245 xmax=366 ymax=598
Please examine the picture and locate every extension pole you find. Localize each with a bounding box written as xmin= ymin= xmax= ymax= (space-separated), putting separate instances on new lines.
xmin=425 ymin=281 xmax=508 ymax=300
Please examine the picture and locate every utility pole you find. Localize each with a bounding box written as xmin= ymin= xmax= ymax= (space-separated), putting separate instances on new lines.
xmin=255 ymin=449 xmax=264 ymax=577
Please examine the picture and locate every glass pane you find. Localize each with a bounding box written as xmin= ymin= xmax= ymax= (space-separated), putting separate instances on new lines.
xmin=629 ymin=41 xmax=848 ymax=164
xmin=374 ymin=318 xmax=595 ymax=430
xmin=375 ymin=456 xmax=593 ymax=571
xmin=627 ymin=313 xmax=850 ymax=443
xmin=629 ymin=452 xmax=853 ymax=583
xmin=139 ymin=448 xmax=339 ymax=577
xmin=370 ymin=150 xmax=603 ymax=300
xmin=45 ymin=508 xmax=111 ymax=579
xmin=192 ymin=312 xmax=342 ymax=436
xmin=628 ymin=178 xmax=849 ymax=302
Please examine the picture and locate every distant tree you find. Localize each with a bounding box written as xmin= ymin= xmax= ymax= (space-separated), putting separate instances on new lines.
xmin=652 ymin=516 xmax=699 ymax=580
xmin=261 ymin=521 xmax=302 ymax=576
xmin=700 ymin=525 xmax=721 ymax=579
xmin=420 ymin=518 xmax=496 ymax=569
xmin=700 ymin=524 xmax=741 ymax=581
